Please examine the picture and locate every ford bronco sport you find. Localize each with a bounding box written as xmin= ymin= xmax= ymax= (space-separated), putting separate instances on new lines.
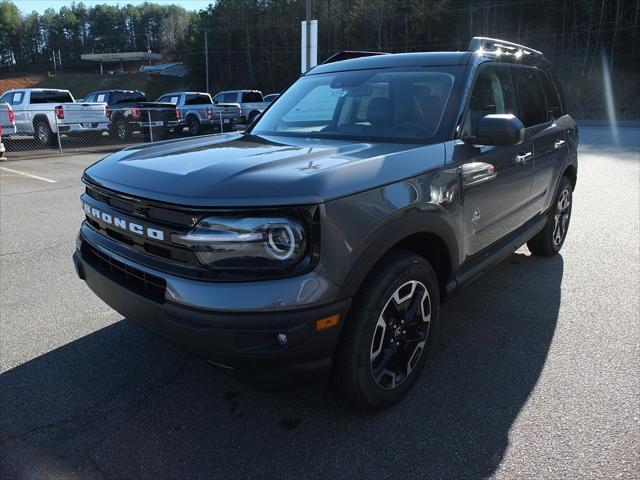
xmin=73 ymin=37 xmax=578 ymax=409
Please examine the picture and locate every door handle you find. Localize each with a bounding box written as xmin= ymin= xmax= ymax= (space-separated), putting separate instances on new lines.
xmin=515 ymin=152 xmax=533 ymax=164
xmin=461 ymin=162 xmax=497 ymax=188
xmin=554 ymin=139 xmax=566 ymax=149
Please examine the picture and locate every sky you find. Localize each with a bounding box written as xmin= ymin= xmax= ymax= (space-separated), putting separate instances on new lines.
xmin=16 ymin=0 xmax=215 ymax=14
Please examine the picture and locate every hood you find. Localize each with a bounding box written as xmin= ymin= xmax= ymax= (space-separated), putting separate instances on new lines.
xmin=84 ymin=133 xmax=445 ymax=207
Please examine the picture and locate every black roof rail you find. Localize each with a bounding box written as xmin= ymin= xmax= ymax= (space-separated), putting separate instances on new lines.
xmin=468 ymin=37 xmax=544 ymax=58
xmin=322 ymin=50 xmax=389 ymax=64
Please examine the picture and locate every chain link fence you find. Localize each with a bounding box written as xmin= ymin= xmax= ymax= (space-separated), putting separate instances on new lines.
xmin=1 ymin=106 xmax=240 ymax=160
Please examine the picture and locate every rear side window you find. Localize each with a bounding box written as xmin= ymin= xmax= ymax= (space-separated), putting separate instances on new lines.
xmin=513 ymin=68 xmax=548 ymax=127
xmin=536 ymin=71 xmax=563 ymax=118
xmin=241 ymin=92 xmax=262 ymax=103
xmin=185 ymin=94 xmax=212 ymax=105
xmin=112 ymin=92 xmax=146 ymax=104
xmin=30 ymin=90 xmax=73 ymax=104
xmin=467 ymin=66 xmax=516 ymax=133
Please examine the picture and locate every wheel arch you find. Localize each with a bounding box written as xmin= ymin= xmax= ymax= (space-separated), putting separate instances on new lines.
xmin=32 ymin=114 xmax=50 ymax=128
xmin=336 ymin=212 xmax=459 ymax=304
xmin=563 ymin=163 xmax=577 ymax=189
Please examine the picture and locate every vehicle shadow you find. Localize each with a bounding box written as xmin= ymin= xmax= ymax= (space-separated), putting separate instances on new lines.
xmin=0 ymin=251 xmax=563 ymax=479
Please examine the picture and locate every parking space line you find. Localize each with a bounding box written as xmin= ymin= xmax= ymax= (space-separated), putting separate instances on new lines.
xmin=0 ymin=167 xmax=57 ymax=183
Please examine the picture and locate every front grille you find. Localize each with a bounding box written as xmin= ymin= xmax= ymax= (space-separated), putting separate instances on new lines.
xmin=85 ymin=184 xmax=197 ymax=228
xmin=82 ymin=242 xmax=166 ymax=303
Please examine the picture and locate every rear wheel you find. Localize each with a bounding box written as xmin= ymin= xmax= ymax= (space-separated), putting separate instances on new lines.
xmin=186 ymin=116 xmax=201 ymax=136
xmin=34 ymin=121 xmax=55 ymax=147
xmin=112 ymin=120 xmax=131 ymax=142
xmin=334 ymin=250 xmax=440 ymax=410
xmin=527 ymin=176 xmax=573 ymax=256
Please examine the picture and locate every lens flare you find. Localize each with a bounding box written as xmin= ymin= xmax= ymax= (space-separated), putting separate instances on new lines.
xmin=601 ymin=53 xmax=620 ymax=147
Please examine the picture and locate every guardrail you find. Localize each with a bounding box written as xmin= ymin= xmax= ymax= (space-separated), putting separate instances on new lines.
xmin=0 ymin=107 xmax=239 ymax=159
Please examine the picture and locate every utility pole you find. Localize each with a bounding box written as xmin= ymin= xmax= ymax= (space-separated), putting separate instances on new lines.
xmin=306 ymin=0 xmax=311 ymax=73
xmin=204 ymin=30 xmax=210 ymax=93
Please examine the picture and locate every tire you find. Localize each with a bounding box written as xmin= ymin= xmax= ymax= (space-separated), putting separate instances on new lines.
xmin=186 ymin=116 xmax=201 ymax=136
xmin=527 ymin=176 xmax=573 ymax=257
xmin=334 ymin=249 xmax=440 ymax=410
xmin=34 ymin=121 xmax=55 ymax=147
xmin=111 ymin=120 xmax=130 ymax=142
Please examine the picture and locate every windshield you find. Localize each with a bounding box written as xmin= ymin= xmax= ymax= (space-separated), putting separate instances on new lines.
xmin=252 ymin=66 xmax=459 ymax=143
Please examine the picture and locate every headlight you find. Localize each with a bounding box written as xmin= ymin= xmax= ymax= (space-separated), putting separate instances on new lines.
xmin=172 ymin=216 xmax=308 ymax=273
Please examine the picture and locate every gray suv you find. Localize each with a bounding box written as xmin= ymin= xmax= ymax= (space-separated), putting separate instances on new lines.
xmin=73 ymin=37 xmax=577 ymax=409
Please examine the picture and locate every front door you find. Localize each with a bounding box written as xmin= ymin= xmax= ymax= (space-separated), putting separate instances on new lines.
xmin=456 ymin=64 xmax=535 ymax=257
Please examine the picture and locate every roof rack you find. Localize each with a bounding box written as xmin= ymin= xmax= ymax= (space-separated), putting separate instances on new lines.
xmin=322 ymin=50 xmax=389 ymax=65
xmin=468 ymin=37 xmax=544 ymax=58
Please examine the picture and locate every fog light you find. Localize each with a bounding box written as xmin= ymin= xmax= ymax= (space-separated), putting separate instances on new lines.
xmin=277 ymin=333 xmax=288 ymax=346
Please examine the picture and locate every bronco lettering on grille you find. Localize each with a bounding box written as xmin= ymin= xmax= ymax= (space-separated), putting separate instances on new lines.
xmin=83 ymin=203 xmax=165 ymax=241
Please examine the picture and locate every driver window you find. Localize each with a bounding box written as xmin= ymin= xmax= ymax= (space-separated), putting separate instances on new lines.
xmin=467 ymin=66 xmax=515 ymax=134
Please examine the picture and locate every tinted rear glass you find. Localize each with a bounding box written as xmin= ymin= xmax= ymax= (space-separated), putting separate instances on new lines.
xmin=112 ymin=92 xmax=146 ymax=104
xmin=185 ymin=94 xmax=212 ymax=105
xmin=242 ymin=92 xmax=263 ymax=103
xmin=30 ymin=91 xmax=73 ymax=104
xmin=513 ymin=68 xmax=548 ymax=127
xmin=536 ymin=71 xmax=563 ymax=117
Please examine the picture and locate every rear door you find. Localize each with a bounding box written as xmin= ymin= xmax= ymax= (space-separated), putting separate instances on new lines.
xmin=458 ymin=64 xmax=535 ymax=256
xmin=533 ymin=69 xmax=569 ymax=212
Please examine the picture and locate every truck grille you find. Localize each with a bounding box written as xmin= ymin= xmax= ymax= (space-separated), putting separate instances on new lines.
xmin=82 ymin=242 xmax=166 ymax=303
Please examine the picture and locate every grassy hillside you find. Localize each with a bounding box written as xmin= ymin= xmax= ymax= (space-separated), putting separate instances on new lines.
xmin=0 ymin=73 xmax=194 ymax=100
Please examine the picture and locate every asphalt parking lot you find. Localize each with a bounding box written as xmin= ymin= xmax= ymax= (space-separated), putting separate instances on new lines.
xmin=1 ymin=126 xmax=638 ymax=479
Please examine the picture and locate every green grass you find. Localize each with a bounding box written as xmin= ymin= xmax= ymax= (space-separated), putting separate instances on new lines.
xmin=36 ymin=73 xmax=194 ymax=101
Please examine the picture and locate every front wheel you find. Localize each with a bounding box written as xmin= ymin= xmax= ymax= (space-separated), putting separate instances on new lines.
xmin=334 ymin=250 xmax=440 ymax=410
xmin=527 ymin=176 xmax=573 ymax=256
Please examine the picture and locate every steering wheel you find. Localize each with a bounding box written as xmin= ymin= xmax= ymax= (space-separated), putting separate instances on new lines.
xmin=391 ymin=122 xmax=429 ymax=136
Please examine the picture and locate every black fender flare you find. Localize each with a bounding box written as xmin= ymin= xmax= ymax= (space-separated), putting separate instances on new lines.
xmin=335 ymin=206 xmax=461 ymax=301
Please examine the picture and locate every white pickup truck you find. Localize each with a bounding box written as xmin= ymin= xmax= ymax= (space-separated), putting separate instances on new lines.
xmin=0 ymin=102 xmax=16 ymax=135
xmin=212 ymin=90 xmax=270 ymax=125
xmin=0 ymin=89 xmax=109 ymax=146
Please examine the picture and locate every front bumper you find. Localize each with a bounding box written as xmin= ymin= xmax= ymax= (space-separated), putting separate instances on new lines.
xmin=73 ymin=230 xmax=350 ymax=375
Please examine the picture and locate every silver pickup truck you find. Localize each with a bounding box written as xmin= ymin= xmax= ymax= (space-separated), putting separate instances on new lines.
xmin=156 ymin=92 xmax=240 ymax=135
xmin=0 ymin=89 xmax=109 ymax=146
xmin=212 ymin=90 xmax=270 ymax=125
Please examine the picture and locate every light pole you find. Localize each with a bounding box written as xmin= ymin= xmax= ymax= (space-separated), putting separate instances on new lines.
xmin=201 ymin=29 xmax=211 ymax=93
xmin=306 ymin=0 xmax=311 ymax=72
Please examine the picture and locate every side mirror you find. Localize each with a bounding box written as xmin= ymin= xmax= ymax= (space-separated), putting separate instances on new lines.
xmin=464 ymin=114 xmax=524 ymax=146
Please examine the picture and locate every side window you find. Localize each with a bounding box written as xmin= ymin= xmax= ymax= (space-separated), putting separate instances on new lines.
xmin=223 ymin=92 xmax=237 ymax=103
xmin=242 ymin=91 xmax=263 ymax=103
xmin=467 ymin=66 xmax=515 ymax=133
xmin=185 ymin=94 xmax=212 ymax=105
xmin=213 ymin=94 xmax=223 ymax=103
xmin=513 ymin=67 xmax=548 ymax=127
xmin=84 ymin=94 xmax=96 ymax=102
xmin=536 ymin=71 xmax=563 ymax=118
xmin=2 ymin=91 xmax=24 ymax=105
